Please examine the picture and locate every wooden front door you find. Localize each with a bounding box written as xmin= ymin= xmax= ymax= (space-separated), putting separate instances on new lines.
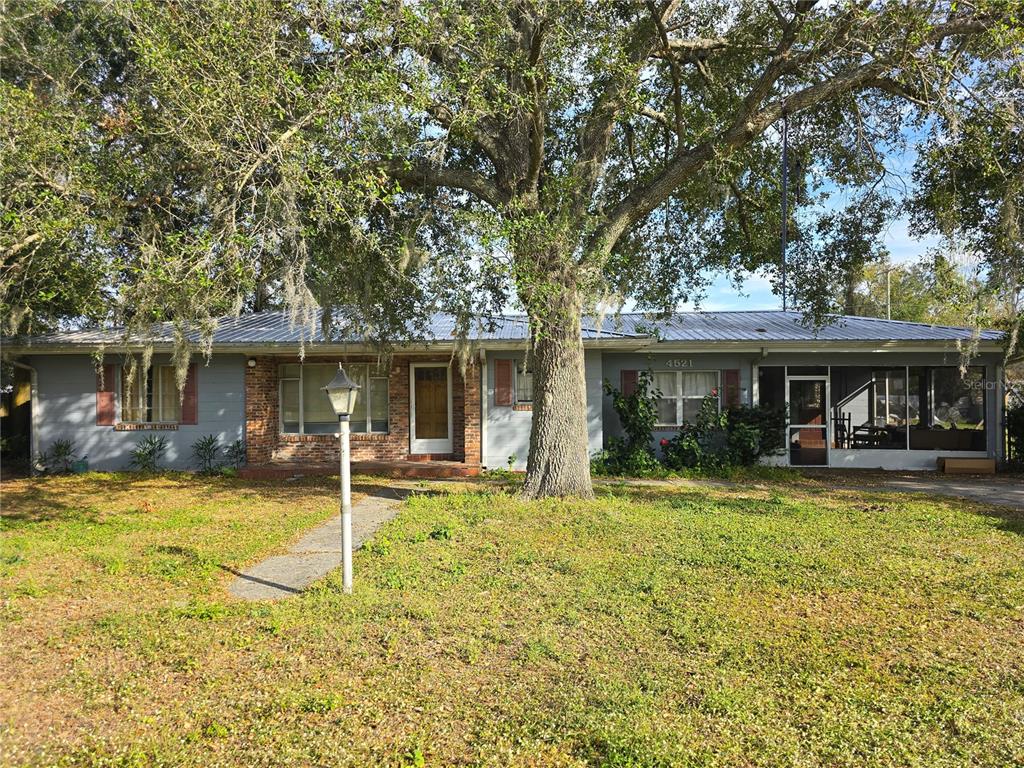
xmin=410 ymin=364 xmax=452 ymax=454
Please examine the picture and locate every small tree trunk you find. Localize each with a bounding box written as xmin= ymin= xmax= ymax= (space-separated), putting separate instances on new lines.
xmin=522 ymin=294 xmax=594 ymax=499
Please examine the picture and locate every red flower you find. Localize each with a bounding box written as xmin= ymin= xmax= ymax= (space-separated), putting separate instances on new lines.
xmin=711 ymin=388 xmax=719 ymax=397
xmin=659 ymin=438 xmax=669 ymax=447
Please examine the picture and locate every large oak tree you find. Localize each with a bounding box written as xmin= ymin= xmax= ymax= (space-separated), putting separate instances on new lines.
xmin=341 ymin=0 xmax=1022 ymax=497
xmin=2 ymin=1 xmax=1021 ymax=497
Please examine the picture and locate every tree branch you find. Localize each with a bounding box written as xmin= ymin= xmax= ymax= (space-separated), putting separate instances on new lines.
xmin=588 ymin=1 xmax=987 ymax=256
xmin=524 ymin=18 xmax=547 ymax=195
xmin=572 ymin=0 xmax=682 ymax=212
xmin=386 ymin=160 xmax=508 ymax=208
xmin=594 ymin=55 xmax=894 ymax=254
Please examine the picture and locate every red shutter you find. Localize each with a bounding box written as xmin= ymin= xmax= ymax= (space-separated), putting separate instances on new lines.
xmin=723 ymin=369 xmax=740 ymax=408
xmin=495 ymin=359 xmax=513 ymax=407
xmin=621 ymin=370 xmax=639 ymax=397
xmin=180 ymin=363 xmax=198 ymax=424
xmin=96 ymin=364 xmax=117 ymax=426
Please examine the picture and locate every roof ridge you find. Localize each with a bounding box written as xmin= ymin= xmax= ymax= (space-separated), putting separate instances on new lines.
xmin=831 ymin=313 xmax=992 ymax=332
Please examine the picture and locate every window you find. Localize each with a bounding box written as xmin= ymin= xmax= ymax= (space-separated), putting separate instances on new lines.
xmin=831 ymin=367 xmax=907 ymax=450
xmin=908 ymin=366 xmax=986 ymax=451
xmin=121 ymin=366 xmax=180 ymax=423
xmin=279 ymin=363 xmax=389 ymax=435
xmin=653 ymin=370 xmax=719 ymax=426
xmin=515 ymin=363 xmax=533 ymax=404
xmin=831 ymin=366 xmax=987 ymax=452
xmin=757 ymin=366 xmax=785 ymax=410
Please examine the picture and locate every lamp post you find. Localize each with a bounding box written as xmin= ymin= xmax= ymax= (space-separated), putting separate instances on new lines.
xmin=322 ymin=366 xmax=361 ymax=594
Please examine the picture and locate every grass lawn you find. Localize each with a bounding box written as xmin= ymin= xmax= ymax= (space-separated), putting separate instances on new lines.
xmin=2 ymin=473 xmax=1023 ymax=767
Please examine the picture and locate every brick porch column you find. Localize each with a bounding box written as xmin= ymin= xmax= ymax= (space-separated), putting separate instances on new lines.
xmin=245 ymin=357 xmax=278 ymax=465
xmin=463 ymin=360 xmax=481 ymax=465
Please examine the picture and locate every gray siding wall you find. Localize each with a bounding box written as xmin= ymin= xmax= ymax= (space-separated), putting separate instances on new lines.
xmin=601 ymin=352 xmax=757 ymax=449
xmin=28 ymin=354 xmax=245 ymax=470
xmin=484 ymin=350 xmax=602 ymax=470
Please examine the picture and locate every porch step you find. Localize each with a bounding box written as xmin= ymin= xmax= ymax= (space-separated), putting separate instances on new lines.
xmin=238 ymin=460 xmax=481 ymax=480
xmin=937 ymin=457 xmax=996 ymax=475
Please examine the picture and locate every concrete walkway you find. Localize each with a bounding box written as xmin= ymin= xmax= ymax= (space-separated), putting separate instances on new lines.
xmin=621 ymin=474 xmax=1024 ymax=510
xmin=227 ymin=486 xmax=412 ymax=600
xmin=867 ymin=477 xmax=1024 ymax=510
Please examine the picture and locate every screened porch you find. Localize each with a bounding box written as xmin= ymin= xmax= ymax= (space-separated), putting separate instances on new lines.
xmin=757 ymin=364 xmax=989 ymax=467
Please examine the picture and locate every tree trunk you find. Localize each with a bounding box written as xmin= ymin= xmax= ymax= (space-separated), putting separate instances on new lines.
xmin=521 ymin=294 xmax=594 ymax=499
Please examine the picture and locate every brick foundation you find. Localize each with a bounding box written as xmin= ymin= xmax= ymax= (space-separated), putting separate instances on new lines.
xmin=244 ymin=355 xmax=482 ymax=467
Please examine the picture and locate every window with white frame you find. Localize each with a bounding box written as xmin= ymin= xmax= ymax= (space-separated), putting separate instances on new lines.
xmin=121 ymin=366 xmax=181 ymax=423
xmin=515 ymin=362 xmax=533 ymax=404
xmin=279 ymin=364 xmax=389 ymax=434
xmin=653 ymin=370 xmax=719 ymax=426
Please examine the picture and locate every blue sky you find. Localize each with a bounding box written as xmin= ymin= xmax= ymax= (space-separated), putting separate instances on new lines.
xmin=682 ymin=215 xmax=940 ymax=312
xmin=680 ymin=133 xmax=943 ymax=312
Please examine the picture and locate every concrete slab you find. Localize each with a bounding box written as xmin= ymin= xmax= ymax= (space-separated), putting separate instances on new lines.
xmin=227 ymin=486 xmax=413 ymax=600
xmin=879 ymin=478 xmax=1024 ymax=510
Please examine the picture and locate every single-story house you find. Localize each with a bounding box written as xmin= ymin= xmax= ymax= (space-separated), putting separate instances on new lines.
xmin=4 ymin=310 xmax=1009 ymax=473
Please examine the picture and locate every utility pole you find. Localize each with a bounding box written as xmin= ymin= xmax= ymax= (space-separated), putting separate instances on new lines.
xmin=886 ymin=268 xmax=891 ymax=320
xmin=780 ymin=112 xmax=789 ymax=312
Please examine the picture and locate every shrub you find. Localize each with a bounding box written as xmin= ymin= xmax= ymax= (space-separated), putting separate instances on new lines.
xmin=1007 ymin=399 xmax=1024 ymax=469
xmin=191 ymin=434 xmax=220 ymax=473
xmin=594 ymin=372 xmax=662 ymax=476
xmin=36 ymin=438 xmax=78 ymax=474
xmin=130 ymin=435 xmax=168 ymax=472
xmin=662 ymin=395 xmax=786 ymax=472
xmin=727 ymin=404 xmax=787 ymax=460
xmin=225 ymin=439 xmax=247 ymax=469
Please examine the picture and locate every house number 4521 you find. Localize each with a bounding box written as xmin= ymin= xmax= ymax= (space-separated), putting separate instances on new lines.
xmin=665 ymin=359 xmax=694 ymax=368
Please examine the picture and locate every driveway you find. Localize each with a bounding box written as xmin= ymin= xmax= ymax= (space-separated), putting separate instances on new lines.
xmin=621 ymin=472 xmax=1024 ymax=511
xmin=793 ymin=469 xmax=1024 ymax=511
xmin=868 ymin=476 xmax=1024 ymax=510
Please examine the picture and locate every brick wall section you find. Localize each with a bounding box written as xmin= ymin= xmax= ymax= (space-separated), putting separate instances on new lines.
xmin=244 ymin=354 xmax=481 ymax=466
xmin=463 ymin=361 xmax=481 ymax=464
xmin=245 ymin=357 xmax=278 ymax=464
xmin=452 ymin=367 xmax=466 ymax=461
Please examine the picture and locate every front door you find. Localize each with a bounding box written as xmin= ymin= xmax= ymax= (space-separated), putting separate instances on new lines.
xmin=410 ymin=364 xmax=452 ymax=454
xmin=788 ymin=377 xmax=829 ymax=466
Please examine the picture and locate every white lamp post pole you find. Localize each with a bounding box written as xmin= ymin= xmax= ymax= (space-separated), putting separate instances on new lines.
xmin=322 ymin=365 xmax=359 ymax=596
xmin=339 ymin=413 xmax=353 ymax=594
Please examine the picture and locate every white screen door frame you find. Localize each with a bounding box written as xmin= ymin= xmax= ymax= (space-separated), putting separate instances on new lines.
xmin=786 ymin=370 xmax=831 ymax=467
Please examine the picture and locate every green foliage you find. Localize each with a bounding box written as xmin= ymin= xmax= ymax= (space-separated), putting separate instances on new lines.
xmin=428 ymin=524 xmax=453 ymax=541
xmin=36 ymin=438 xmax=78 ymax=474
xmin=1006 ymin=398 xmax=1024 ymax=469
xmin=3 ymin=1 xmax=1021 ymax=495
xmin=911 ymin=84 xmax=1023 ymax=348
xmin=841 ymin=254 xmax=997 ymax=328
xmin=727 ymin=404 xmax=788 ymax=460
xmin=595 ymin=372 xmax=662 ymax=476
xmin=595 ymin=376 xmax=785 ymax=477
xmin=190 ymin=434 xmax=220 ymax=474
xmin=224 ymin=439 xmax=247 ymax=469
xmin=662 ymin=396 xmax=786 ymax=473
xmin=130 ymin=435 xmax=168 ymax=472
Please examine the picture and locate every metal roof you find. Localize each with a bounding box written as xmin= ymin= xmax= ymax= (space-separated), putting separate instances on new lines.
xmin=598 ymin=311 xmax=1005 ymax=343
xmin=8 ymin=309 xmax=1004 ymax=348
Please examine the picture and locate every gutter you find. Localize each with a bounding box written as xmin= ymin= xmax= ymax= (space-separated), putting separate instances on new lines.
xmin=2 ymin=337 xmax=1004 ymax=356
